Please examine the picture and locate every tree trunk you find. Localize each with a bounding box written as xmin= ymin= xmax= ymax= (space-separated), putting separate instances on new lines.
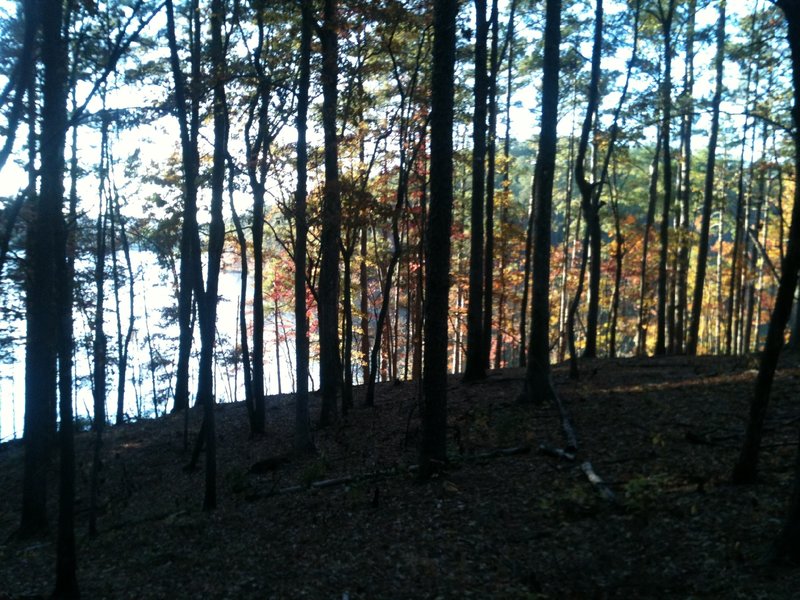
xmin=22 ymin=0 xmax=64 ymax=540
xmin=482 ymin=0 xmax=500 ymax=369
xmin=732 ymin=0 xmax=800 ymax=491
xmin=674 ymin=0 xmax=696 ymax=355
xmin=294 ymin=0 xmax=314 ymax=453
xmin=114 ymin=194 xmax=135 ymax=427
xmin=194 ymin=0 xmax=229 ymax=510
xmin=318 ymin=0 xmax=342 ymax=427
xmin=687 ymin=0 xmax=725 ymax=356
xmin=463 ymin=0 xmax=489 ymax=382
xmin=168 ymin=0 xmax=201 ymax=415
xmin=520 ymin=0 xmax=560 ymax=403
xmin=360 ymin=227 xmax=370 ymax=383
xmin=636 ymin=128 xmax=661 ymax=355
xmin=572 ymin=0 xmax=603 ymax=363
xmin=419 ymin=0 xmax=457 ymax=480
xmin=54 ymin=65 xmax=79 ymax=597
xmin=655 ymin=0 xmax=676 ymax=356
xmin=89 ymin=119 xmax=110 ymax=537
xmin=341 ymin=238 xmax=355 ymax=412
xmin=229 ymin=194 xmax=256 ymax=429
xmin=518 ymin=191 xmax=534 ymax=367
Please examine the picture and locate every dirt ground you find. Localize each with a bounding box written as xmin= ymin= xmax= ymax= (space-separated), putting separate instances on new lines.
xmin=2 ymin=353 xmax=800 ymax=598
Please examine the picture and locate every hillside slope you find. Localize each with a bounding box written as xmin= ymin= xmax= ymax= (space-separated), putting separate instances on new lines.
xmin=2 ymin=355 xmax=800 ymax=598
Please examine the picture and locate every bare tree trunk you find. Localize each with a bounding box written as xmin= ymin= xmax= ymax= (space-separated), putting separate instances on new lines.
xmin=518 ymin=192 xmax=534 ymax=367
xmin=687 ymin=0 xmax=725 ymax=355
xmin=318 ymin=0 xmax=342 ymax=427
xmin=482 ymin=0 xmax=500 ymax=369
xmin=359 ymin=227 xmax=370 ymax=383
xmin=168 ymin=0 xmax=201 ymax=415
xmin=637 ymin=129 xmax=661 ymax=355
xmin=733 ymin=0 xmax=800 ymax=491
xmin=419 ymin=0 xmax=457 ymax=480
xmin=229 ymin=187 xmax=255 ymax=429
xmin=463 ymin=0 xmax=489 ymax=382
xmin=294 ymin=0 xmax=314 ymax=453
xmin=674 ymin=0 xmax=696 ymax=354
xmin=572 ymin=0 xmax=603 ymax=362
xmin=655 ymin=0 xmax=676 ymax=356
xmin=520 ymin=0 xmax=560 ymax=404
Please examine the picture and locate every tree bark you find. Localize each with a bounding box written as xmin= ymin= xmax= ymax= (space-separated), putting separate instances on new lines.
xmin=636 ymin=128 xmax=661 ymax=355
xmin=167 ymin=0 xmax=201 ymax=414
xmin=674 ymin=0 xmax=696 ymax=354
xmin=733 ymin=0 xmax=800 ymax=489
xmin=294 ymin=0 xmax=313 ymax=454
xmin=54 ymin=50 xmax=78 ymax=597
xmin=687 ymin=0 xmax=725 ymax=356
xmin=463 ymin=0 xmax=489 ymax=382
xmin=419 ymin=0 xmax=457 ymax=480
xmin=520 ymin=0 xmax=560 ymax=403
xmin=318 ymin=0 xmax=342 ymax=427
xmin=482 ymin=0 xmax=500 ymax=369
xmin=655 ymin=0 xmax=676 ymax=356
xmin=571 ymin=0 xmax=603 ymax=363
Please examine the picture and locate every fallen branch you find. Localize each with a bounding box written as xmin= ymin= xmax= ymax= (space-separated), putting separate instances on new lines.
xmin=255 ymin=444 xmax=533 ymax=499
xmin=538 ymin=444 xmax=576 ymax=462
xmin=548 ymin=373 xmax=578 ymax=452
xmin=581 ymin=461 xmax=617 ymax=503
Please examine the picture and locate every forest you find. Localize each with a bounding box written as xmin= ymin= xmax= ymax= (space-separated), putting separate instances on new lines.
xmin=2 ymin=0 xmax=800 ymax=596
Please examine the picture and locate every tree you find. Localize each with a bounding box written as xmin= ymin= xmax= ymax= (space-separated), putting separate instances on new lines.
xmin=687 ymin=0 xmax=726 ymax=356
xmin=463 ymin=0 xmax=489 ymax=382
xmin=671 ymin=0 xmax=696 ymax=354
xmin=419 ymin=0 xmax=458 ymax=480
xmin=295 ymin=0 xmax=314 ymax=454
xmin=21 ymin=0 xmax=66 ymax=540
xmin=519 ymin=0 xmax=561 ymax=403
xmin=364 ymin=14 xmax=430 ymax=406
xmin=318 ymin=0 xmax=342 ymax=427
xmin=759 ymin=0 xmax=800 ymax=563
xmin=568 ymin=0 xmax=603 ymax=374
xmin=167 ymin=0 xmax=201 ymax=415
xmin=192 ymin=0 xmax=230 ymax=511
xmin=733 ymin=0 xmax=800 ymax=488
xmin=654 ymin=0 xmax=676 ymax=356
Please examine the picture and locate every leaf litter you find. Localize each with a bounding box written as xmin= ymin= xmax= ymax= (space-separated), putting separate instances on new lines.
xmin=1 ymin=354 xmax=800 ymax=598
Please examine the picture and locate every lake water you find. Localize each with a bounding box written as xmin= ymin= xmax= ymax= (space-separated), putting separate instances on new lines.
xmin=0 ymin=249 xmax=315 ymax=442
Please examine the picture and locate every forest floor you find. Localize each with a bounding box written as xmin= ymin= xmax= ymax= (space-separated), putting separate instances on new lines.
xmin=2 ymin=354 xmax=800 ymax=598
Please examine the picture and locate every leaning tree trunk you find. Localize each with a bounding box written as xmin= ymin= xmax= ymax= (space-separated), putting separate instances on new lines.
xmin=732 ymin=0 xmax=800 ymax=489
xmin=229 ymin=196 xmax=255 ymax=427
xmin=757 ymin=0 xmax=800 ymax=563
